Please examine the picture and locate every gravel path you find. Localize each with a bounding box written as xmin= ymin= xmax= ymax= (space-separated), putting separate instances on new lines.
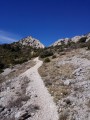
xmin=23 ymin=57 xmax=59 ymax=120
xmin=14 ymin=57 xmax=59 ymax=120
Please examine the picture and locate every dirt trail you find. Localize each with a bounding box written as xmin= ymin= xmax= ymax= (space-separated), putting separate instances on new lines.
xmin=22 ymin=57 xmax=59 ymax=120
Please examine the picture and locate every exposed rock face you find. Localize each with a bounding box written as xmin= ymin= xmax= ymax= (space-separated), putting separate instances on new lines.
xmin=51 ymin=33 xmax=90 ymax=47
xmin=19 ymin=36 xmax=45 ymax=48
xmin=71 ymin=36 xmax=83 ymax=43
xmin=51 ymin=38 xmax=70 ymax=47
xmin=86 ymin=33 xmax=90 ymax=42
xmin=51 ymin=39 xmax=63 ymax=46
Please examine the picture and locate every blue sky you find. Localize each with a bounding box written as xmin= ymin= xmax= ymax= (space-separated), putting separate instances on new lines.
xmin=0 ymin=0 xmax=90 ymax=46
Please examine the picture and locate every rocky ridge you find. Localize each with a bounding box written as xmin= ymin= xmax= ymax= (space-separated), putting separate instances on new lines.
xmin=51 ymin=33 xmax=90 ymax=47
xmin=19 ymin=36 xmax=45 ymax=48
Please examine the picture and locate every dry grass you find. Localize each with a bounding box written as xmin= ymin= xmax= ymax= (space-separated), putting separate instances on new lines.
xmin=48 ymin=86 xmax=70 ymax=102
xmin=6 ymin=76 xmax=30 ymax=109
xmin=39 ymin=48 xmax=90 ymax=120
xmin=86 ymin=100 xmax=90 ymax=108
xmin=39 ymin=63 xmax=75 ymax=80
xmin=8 ymin=95 xmax=30 ymax=108
xmin=57 ymin=63 xmax=75 ymax=79
xmin=38 ymin=57 xmax=73 ymax=103
xmin=59 ymin=112 xmax=68 ymax=120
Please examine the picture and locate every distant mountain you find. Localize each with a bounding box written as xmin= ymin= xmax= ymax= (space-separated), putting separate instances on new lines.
xmin=51 ymin=33 xmax=90 ymax=47
xmin=18 ymin=36 xmax=45 ymax=48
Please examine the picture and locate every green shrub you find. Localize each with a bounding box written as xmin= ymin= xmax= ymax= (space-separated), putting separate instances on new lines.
xmin=61 ymin=41 xmax=65 ymax=46
xmin=52 ymin=55 xmax=56 ymax=59
xmin=78 ymin=37 xmax=87 ymax=43
xmin=87 ymin=46 xmax=90 ymax=50
xmin=66 ymin=41 xmax=76 ymax=48
xmin=0 ymin=69 xmax=4 ymax=73
xmin=0 ymin=61 xmax=9 ymax=73
xmin=0 ymin=61 xmax=5 ymax=69
xmin=40 ymin=50 xmax=53 ymax=58
xmin=0 ymin=43 xmax=43 ymax=69
xmin=44 ymin=58 xmax=51 ymax=63
xmin=87 ymin=42 xmax=90 ymax=50
xmin=0 ymin=61 xmax=5 ymax=73
xmin=78 ymin=43 xmax=87 ymax=48
xmin=59 ymin=47 xmax=64 ymax=52
xmin=12 ymin=58 xmax=28 ymax=65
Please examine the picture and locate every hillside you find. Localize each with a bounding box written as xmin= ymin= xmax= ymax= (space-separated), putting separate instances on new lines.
xmin=19 ymin=36 xmax=45 ymax=48
xmin=39 ymin=48 xmax=90 ymax=120
xmin=51 ymin=33 xmax=90 ymax=47
xmin=0 ymin=36 xmax=44 ymax=73
xmin=0 ymin=33 xmax=90 ymax=120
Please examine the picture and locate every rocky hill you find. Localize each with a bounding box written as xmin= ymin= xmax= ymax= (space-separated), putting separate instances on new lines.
xmin=1 ymin=32 xmax=90 ymax=120
xmin=0 ymin=36 xmax=45 ymax=73
xmin=18 ymin=36 xmax=45 ymax=48
xmin=51 ymin=33 xmax=90 ymax=47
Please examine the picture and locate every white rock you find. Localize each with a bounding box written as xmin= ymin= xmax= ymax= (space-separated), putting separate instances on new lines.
xmin=51 ymin=33 xmax=90 ymax=46
xmin=15 ymin=111 xmax=24 ymax=118
xmin=64 ymin=80 xmax=71 ymax=86
xmin=1 ymin=68 xmax=12 ymax=76
xmin=71 ymin=36 xmax=82 ymax=43
xmin=19 ymin=36 xmax=45 ymax=48
xmin=86 ymin=37 xmax=90 ymax=42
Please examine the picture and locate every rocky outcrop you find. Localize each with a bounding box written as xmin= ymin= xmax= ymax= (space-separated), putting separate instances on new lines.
xmin=19 ymin=36 xmax=45 ymax=48
xmin=51 ymin=38 xmax=70 ymax=47
xmin=51 ymin=33 xmax=90 ymax=47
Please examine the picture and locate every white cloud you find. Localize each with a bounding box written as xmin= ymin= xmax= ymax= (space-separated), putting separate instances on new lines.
xmin=0 ymin=30 xmax=21 ymax=44
xmin=0 ymin=35 xmax=17 ymax=43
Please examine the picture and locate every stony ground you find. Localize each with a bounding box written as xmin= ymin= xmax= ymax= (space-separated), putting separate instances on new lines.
xmin=39 ymin=48 xmax=90 ymax=120
xmin=0 ymin=58 xmax=58 ymax=120
xmin=1 ymin=48 xmax=90 ymax=120
xmin=0 ymin=60 xmax=35 ymax=83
